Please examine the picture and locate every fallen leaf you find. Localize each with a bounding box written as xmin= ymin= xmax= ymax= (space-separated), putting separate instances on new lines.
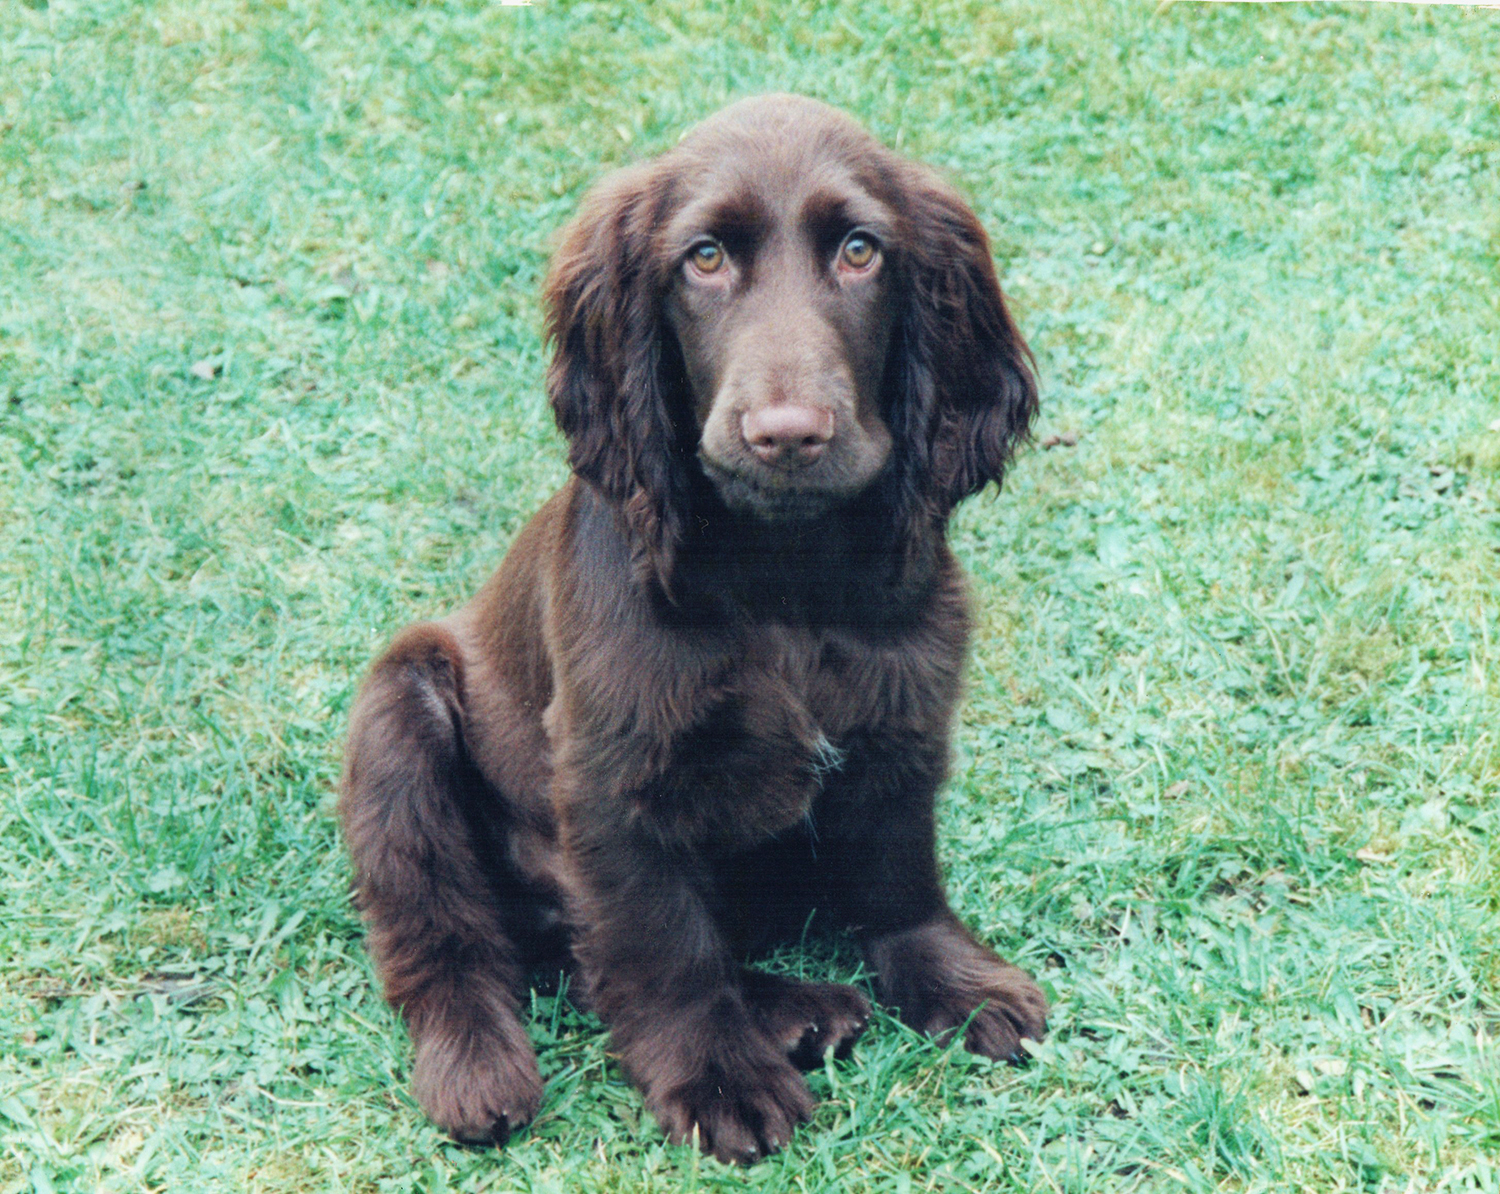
xmin=1041 ymin=431 xmax=1080 ymax=449
xmin=137 ymin=974 xmax=219 ymax=1008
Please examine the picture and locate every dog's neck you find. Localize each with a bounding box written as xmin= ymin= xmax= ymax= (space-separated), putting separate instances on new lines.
xmin=659 ymin=483 xmax=943 ymax=631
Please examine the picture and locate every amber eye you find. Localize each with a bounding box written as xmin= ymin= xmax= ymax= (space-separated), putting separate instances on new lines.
xmin=840 ymin=233 xmax=878 ymax=270
xmin=688 ymin=240 xmax=725 ymax=275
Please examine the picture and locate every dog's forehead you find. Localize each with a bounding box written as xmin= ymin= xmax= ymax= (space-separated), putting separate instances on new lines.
xmin=674 ymin=154 xmax=879 ymax=225
xmin=665 ymin=98 xmax=895 ymax=234
xmin=685 ymin=98 xmax=879 ymax=160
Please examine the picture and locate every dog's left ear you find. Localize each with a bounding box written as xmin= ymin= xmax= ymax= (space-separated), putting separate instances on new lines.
xmin=891 ymin=165 xmax=1039 ymax=518
xmin=543 ymin=164 xmax=688 ymax=589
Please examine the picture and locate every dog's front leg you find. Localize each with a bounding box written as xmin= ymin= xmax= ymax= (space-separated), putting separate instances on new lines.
xmin=558 ymin=793 xmax=814 ymax=1164
xmin=823 ymin=733 xmax=1050 ymax=1061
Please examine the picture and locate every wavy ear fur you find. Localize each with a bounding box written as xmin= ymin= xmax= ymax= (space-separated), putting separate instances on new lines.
xmin=889 ymin=166 xmax=1039 ymax=527
xmin=543 ymin=165 xmax=688 ymax=589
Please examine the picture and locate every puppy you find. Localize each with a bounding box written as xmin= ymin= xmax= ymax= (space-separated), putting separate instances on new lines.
xmin=340 ymin=94 xmax=1046 ymax=1163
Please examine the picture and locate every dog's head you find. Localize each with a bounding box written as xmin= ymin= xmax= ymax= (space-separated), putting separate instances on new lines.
xmin=544 ymin=94 xmax=1037 ymax=587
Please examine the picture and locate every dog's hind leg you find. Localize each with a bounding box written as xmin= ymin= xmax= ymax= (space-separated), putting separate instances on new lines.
xmin=340 ymin=623 xmax=543 ymax=1144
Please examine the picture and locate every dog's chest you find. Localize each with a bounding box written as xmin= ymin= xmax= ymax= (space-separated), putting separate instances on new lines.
xmin=748 ymin=621 xmax=951 ymax=745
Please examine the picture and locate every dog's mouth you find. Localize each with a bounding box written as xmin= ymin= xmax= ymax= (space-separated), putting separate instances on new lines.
xmin=697 ymin=451 xmax=869 ymax=521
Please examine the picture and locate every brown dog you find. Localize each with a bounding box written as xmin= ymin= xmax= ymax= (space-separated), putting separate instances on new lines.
xmin=340 ymin=94 xmax=1047 ymax=1163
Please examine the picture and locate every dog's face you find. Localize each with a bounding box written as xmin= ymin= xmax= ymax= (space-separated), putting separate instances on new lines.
xmin=545 ymin=94 xmax=1037 ymax=581
xmin=661 ymin=102 xmax=900 ymax=520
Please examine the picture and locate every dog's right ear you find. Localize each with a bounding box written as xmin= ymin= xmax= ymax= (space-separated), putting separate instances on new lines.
xmin=543 ymin=164 xmax=687 ymax=589
xmin=887 ymin=164 xmax=1038 ymax=525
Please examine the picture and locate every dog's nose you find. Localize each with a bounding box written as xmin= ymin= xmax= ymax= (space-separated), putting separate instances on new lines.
xmin=741 ymin=406 xmax=834 ymax=466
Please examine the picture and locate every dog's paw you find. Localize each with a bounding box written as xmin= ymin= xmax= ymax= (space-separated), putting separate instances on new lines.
xmin=623 ymin=996 xmax=816 ymax=1163
xmin=918 ymin=961 xmax=1048 ymax=1061
xmin=646 ymin=1045 xmax=814 ymax=1164
xmin=868 ymin=917 xmax=1048 ymax=1062
xmin=740 ymin=969 xmax=871 ymax=1069
xmin=411 ymin=1010 xmax=544 ymax=1145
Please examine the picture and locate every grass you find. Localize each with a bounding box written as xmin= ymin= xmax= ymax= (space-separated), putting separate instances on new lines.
xmin=2 ymin=0 xmax=1498 ymax=1190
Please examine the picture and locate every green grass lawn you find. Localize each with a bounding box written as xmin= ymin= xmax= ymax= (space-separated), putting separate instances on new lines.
xmin=3 ymin=1 xmax=1498 ymax=1190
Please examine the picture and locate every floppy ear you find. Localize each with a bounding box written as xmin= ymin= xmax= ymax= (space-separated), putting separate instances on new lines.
xmin=889 ymin=166 xmax=1039 ymax=522
xmin=543 ymin=164 xmax=689 ymax=588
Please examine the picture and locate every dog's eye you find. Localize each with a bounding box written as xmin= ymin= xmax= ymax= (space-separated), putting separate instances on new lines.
xmin=840 ymin=233 xmax=878 ymax=271
xmin=688 ymin=240 xmax=726 ymax=275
